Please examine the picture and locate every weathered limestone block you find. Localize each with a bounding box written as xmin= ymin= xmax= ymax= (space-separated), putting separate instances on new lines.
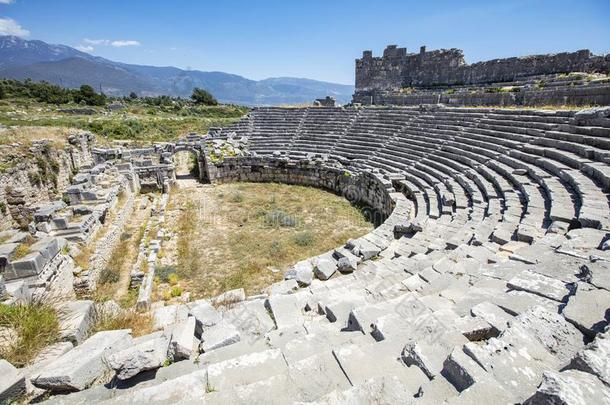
xmin=168 ymin=316 xmax=197 ymax=361
xmin=57 ymin=300 xmax=94 ymax=345
xmin=565 ymin=329 xmax=610 ymax=385
xmin=516 ymin=306 xmax=583 ymax=365
xmin=337 ymin=256 xmax=358 ymax=273
xmin=187 ymin=299 xmax=222 ymax=336
xmin=106 ymin=332 xmax=169 ymax=380
xmin=469 ymin=301 xmax=513 ymax=334
xmin=562 ymin=286 xmax=610 ymax=338
xmin=313 ymin=257 xmax=337 ymax=280
xmin=0 ymin=360 xmax=26 ymax=403
xmin=293 ymin=260 xmax=314 ymax=286
xmin=401 ymin=341 xmax=445 ymax=379
xmin=152 ymin=304 xmax=189 ymax=330
xmin=507 ymin=270 xmax=575 ymax=302
xmin=524 ymin=370 xmax=610 ymax=405
xmin=33 ymin=329 xmax=132 ymax=392
xmin=441 ymin=348 xmax=492 ymax=392
xmin=199 ymin=320 xmax=241 ymax=352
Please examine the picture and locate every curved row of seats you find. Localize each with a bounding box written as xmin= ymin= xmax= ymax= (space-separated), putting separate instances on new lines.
xmin=82 ymin=106 xmax=610 ymax=403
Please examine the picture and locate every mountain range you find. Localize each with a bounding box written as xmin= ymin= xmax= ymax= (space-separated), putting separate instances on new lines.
xmin=0 ymin=36 xmax=354 ymax=106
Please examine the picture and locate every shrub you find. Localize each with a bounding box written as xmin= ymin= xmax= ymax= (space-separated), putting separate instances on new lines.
xmin=170 ymin=285 xmax=183 ymax=297
xmin=167 ymin=273 xmax=180 ymax=285
xmin=99 ymin=266 xmax=120 ymax=284
xmin=0 ymin=302 xmax=60 ymax=367
xmin=156 ymin=265 xmax=178 ymax=283
xmin=264 ymin=209 xmax=297 ymax=228
xmin=28 ymin=171 xmax=43 ymax=186
xmin=294 ymin=232 xmax=315 ymax=247
xmin=230 ymin=191 xmax=244 ymax=203
xmin=12 ymin=236 xmax=35 ymax=260
xmin=269 ymin=240 xmax=283 ymax=255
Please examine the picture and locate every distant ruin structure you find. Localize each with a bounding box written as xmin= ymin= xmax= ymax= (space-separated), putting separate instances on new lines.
xmin=314 ymin=96 xmax=336 ymax=107
xmin=353 ymin=45 xmax=610 ymax=106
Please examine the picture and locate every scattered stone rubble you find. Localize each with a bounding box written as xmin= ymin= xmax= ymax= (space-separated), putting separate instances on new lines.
xmin=1 ymin=104 xmax=610 ymax=404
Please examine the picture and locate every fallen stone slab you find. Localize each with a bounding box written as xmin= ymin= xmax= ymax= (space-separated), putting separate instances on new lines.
xmin=57 ymin=300 xmax=94 ymax=345
xmin=491 ymin=289 xmax=558 ymax=316
xmin=187 ymin=299 xmax=222 ymax=336
xmin=33 ymin=329 xmax=131 ymax=392
xmin=463 ymin=322 xmax=562 ymax=402
xmin=565 ymin=329 xmax=610 ymax=385
xmin=293 ymin=260 xmax=314 ymax=286
xmin=152 ymin=304 xmax=189 ymax=330
xmin=453 ymin=315 xmax=495 ymax=341
xmin=168 ymin=316 xmax=197 ymax=361
xmin=516 ymin=305 xmax=584 ymax=365
xmin=441 ymin=347 xmax=493 ymax=392
xmin=524 ymin=369 xmax=610 ymax=405
xmin=507 ymin=269 xmax=575 ymax=302
xmin=401 ymin=341 xmax=445 ymax=379
xmin=313 ymin=258 xmax=337 ymax=281
xmin=265 ymin=293 xmax=306 ymax=329
xmin=337 ymin=256 xmax=358 ymax=273
xmin=199 ymin=320 xmax=241 ymax=352
xmin=562 ymin=285 xmax=610 ymax=338
xmin=106 ymin=331 xmax=169 ymax=380
xmin=470 ymin=301 xmax=513 ymax=334
xmin=0 ymin=360 xmax=26 ymax=404
xmin=265 ymin=279 xmax=299 ymax=295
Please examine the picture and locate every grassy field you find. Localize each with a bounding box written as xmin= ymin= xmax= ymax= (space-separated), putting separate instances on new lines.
xmin=159 ymin=181 xmax=374 ymax=299
xmin=0 ymin=97 xmax=249 ymax=144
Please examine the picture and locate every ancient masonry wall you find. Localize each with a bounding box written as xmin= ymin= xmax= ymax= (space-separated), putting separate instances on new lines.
xmin=356 ymin=45 xmax=610 ymax=91
xmin=354 ymin=84 xmax=610 ymax=107
xmin=0 ymin=134 xmax=95 ymax=231
xmin=210 ymin=156 xmax=396 ymax=223
xmin=73 ymin=182 xmax=136 ymax=294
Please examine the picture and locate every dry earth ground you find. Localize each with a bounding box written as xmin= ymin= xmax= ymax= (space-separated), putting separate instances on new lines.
xmin=158 ymin=153 xmax=374 ymax=299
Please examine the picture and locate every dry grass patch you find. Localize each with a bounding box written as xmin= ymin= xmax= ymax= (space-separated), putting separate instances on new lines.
xmin=91 ymin=310 xmax=153 ymax=338
xmin=0 ymin=302 xmax=60 ymax=367
xmin=0 ymin=126 xmax=84 ymax=148
xmin=167 ymin=182 xmax=374 ymax=298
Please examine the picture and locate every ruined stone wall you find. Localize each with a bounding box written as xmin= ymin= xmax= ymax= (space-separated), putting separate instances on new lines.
xmin=210 ymin=156 xmax=396 ymax=223
xmin=356 ymin=45 xmax=610 ymax=91
xmin=353 ymin=84 xmax=610 ymax=107
xmin=0 ymin=133 xmax=94 ymax=231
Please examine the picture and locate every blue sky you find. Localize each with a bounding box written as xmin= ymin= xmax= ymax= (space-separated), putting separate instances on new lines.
xmin=1 ymin=0 xmax=609 ymax=84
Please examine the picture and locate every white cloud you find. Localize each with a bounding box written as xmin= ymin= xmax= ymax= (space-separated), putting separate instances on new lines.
xmin=83 ymin=38 xmax=110 ymax=46
xmin=111 ymin=40 xmax=140 ymax=47
xmin=76 ymin=45 xmax=94 ymax=53
xmin=0 ymin=17 xmax=29 ymax=37
xmin=81 ymin=38 xmax=140 ymax=49
xmin=0 ymin=0 xmax=16 ymax=4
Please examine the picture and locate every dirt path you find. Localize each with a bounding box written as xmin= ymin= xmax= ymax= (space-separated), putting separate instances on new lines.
xmin=112 ymin=194 xmax=153 ymax=301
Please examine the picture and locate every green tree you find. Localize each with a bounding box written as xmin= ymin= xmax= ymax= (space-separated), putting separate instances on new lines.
xmin=0 ymin=84 xmax=5 ymax=99
xmin=74 ymin=84 xmax=107 ymax=106
xmin=191 ymin=87 xmax=218 ymax=106
xmin=129 ymin=92 xmax=138 ymax=99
